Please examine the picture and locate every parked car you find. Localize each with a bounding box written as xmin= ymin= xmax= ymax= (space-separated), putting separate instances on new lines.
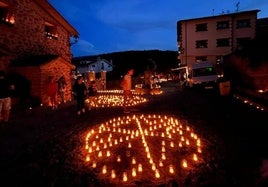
xmin=186 ymin=61 xmax=219 ymax=89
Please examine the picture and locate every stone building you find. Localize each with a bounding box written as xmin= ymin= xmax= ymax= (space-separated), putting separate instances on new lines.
xmin=0 ymin=0 xmax=79 ymax=106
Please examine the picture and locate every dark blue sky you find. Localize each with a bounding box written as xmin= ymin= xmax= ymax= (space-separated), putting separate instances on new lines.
xmin=48 ymin=0 xmax=268 ymax=57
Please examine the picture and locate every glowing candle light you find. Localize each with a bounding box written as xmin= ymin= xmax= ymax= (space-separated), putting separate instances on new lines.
xmin=123 ymin=172 xmax=128 ymax=182
xmin=107 ymin=150 xmax=111 ymax=157
xmin=197 ymin=139 xmax=201 ymax=146
xmin=169 ymin=165 xmax=174 ymax=174
xmin=155 ymin=169 xmax=160 ymax=178
xmin=86 ymin=155 xmax=90 ymax=162
xmin=93 ymin=141 xmax=96 ymax=146
xmin=132 ymin=157 xmax=136 ymax=164
xmin=111 ymin=170 xmax=116 ymax=179
xmin=170 ymin=141 xmax=174 ymax=147
xmin=132 ymin=168 xmax=137 ymax=177
xmin=98 ymin=151 xmax=102 ymax=157
xmin=102 ymin=165 xmax=107 ymax=174
xmin=138 ymin=164 xmax=142 ymax=172
xmin=193 ymin=153 xmax=198 ymax=161
xmin=159 ymin=160 xmax=163 ymax=167
xmin=152 ymin=163 xmax=156 ymax=170
xmin=117 ymin=155 xmax=121 ymax=162
xmin=92 ymin=161 xmax=97 ymax=168
xmin=182 ymin=159 xmax=188 ymax=168
xmin=162 ymin=153 xmax=166 ymax=160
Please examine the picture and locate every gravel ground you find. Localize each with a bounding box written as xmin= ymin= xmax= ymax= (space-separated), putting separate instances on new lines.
xmin=0 ymin=81 xmax=267 ymax=187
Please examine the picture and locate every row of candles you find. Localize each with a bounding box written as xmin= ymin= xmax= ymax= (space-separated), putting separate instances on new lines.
xmin=84 ymin=114 xmax=203 ymax=183
xmin=233 ymin=94 xmax=266 ymax=111
xmin=85 ymin=94 xmax=147 ymax=108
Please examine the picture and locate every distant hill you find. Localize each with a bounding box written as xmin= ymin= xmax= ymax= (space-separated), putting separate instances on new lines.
xmin=72 ymin=50 xmax=178 ymax=79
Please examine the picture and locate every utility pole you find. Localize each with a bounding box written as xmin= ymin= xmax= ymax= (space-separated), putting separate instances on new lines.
xmin=236 ymin=1 xmax=240 ymax=12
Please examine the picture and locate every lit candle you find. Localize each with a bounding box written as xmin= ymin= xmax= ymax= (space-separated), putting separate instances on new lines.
xmin=117 ymin=155 xmax=121 ymax=162
xmin=132 ymin=168 xmax=137 ymax=177
xmin=102 ymin=165 xmax=107 ymax=174
xmin=111 ymin=170 xmax=116 ymax=179
xmin=123 ymin=172 xmax=128 ymax=182
xmin=169 ymin=165 xmax=174 ymax=174
xmin=138 ymin=164 xmax=142 ymax=172
xmin=182 ymin=159 xmax=187 ymax=168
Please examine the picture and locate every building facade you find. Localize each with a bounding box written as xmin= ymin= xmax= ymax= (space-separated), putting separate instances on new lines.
xmin=177 ymin=10 xmax=259 ymax=69
xmin=0 ymin=0 xmax=79 ymax=105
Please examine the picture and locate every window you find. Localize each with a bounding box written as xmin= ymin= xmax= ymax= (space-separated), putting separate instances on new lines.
xmin=216 ymin=38 xmax=230 ymax=47
xmin=236 ymin=19 xmax=251 ymax=28
xmin=196 ymin=23 xmax=207 ymax=32
xmin=217 ymin=21 xmax=229 ymax=30
xmin=45 ymin=22 xmax=58 ymax=40
xmin=196 ymin=40 xmax=208 ymax=48
xmin=193 ymin=67 xmax=217 ymax=77
xmin=0 ymin=3 xmax=15 ymax=26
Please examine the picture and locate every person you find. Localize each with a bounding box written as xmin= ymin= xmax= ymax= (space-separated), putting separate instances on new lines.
xmin=0 ymin=70 xmax=15 ymax=124
xmin=87 ymin=80 xmax=98 ymax=110
xmin=58 ymin=76 xmax=67 ymax=104
xmin=73 ymin=76 xmax=87 ymax=115
xmin=46 ymin=76 xmax=58 ymax=110
xmin=121 ymin=68 xmax=134 ymax=113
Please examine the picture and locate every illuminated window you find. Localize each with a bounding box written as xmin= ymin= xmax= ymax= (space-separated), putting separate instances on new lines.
xmin=0 ymin=2 xmax=15 ymax=26
xmin=196 ymin=40 xmax=208 ymax=48
xmin=45 ymin=22 xmax=58 ymax=40
xmin=196 ymin=23 xmax=207 ymax=32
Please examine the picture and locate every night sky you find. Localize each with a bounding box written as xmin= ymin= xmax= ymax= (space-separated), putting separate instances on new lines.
xmin=48 ymin=0 xmax=268 ymax=57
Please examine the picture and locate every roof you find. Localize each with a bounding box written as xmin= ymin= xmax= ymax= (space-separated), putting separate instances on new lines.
xmin=10 ymin=55 xmax=75 ymax=69
xmin=178 ymin=9 xmax=260 ymax=23
xmin=73 ymin=57 xmax=114 ymax=67
xmin=36 ymin=0 xmax=79 ymax=37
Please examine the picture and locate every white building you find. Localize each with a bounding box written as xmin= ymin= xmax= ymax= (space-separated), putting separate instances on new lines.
xmin=75 ymin=57 xmax=113 ymax=74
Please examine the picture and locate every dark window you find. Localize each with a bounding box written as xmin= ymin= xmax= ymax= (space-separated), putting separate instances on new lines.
xmin=236 ymin=19 xmax=251 ymax=28
xmin=216 ymin=21 xmax=229 ymax=30
xmin=216 ymin=38 xmax=230 ymax=47
xmin=101 ymin=63 xmax=104 ymax=70
xmin=196 ymin=23 xmax=207 ymax=31
xmin=45 ymin=22 xmax=58 ymax=40
xmin=196 ymin=40 xmax=208 ymax=48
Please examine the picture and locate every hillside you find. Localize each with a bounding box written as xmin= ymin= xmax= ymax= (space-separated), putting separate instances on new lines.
xmin=72 ymin=50 xmax=178 ymax=79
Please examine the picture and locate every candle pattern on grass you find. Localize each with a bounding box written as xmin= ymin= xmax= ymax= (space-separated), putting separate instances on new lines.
xmin=84 ymin=114 xmax=204 ymax=185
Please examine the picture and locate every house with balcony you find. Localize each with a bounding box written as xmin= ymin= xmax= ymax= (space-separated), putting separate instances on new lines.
xmin=0 ymin=0 xmax=79 ymax=106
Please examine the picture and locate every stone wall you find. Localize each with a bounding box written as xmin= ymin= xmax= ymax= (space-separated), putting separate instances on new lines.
xmin=0 ymin=0 xmax=72 ymax=71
